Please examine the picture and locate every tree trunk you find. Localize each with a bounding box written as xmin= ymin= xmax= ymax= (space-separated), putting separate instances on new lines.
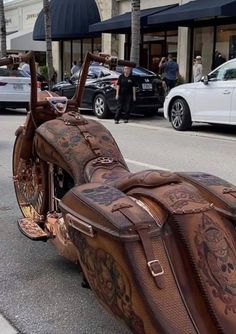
xmin=130 ymin=0 xmax=140 ymax=66
xmin=43 ymin=0 xmax=54 ymax=89
xmin=0 ymin=0 xmax=7 ymax=58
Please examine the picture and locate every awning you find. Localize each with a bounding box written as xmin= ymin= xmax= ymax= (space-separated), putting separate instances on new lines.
xmin=89 ymin=4 xmax=178 ymax=34
xmin=7 ymin=30 xmax=46 ymax=52
xmin=148 ymin=0 xmax=236 ymax=26
xmin=33 ymin=0 xmax=100 ymax=41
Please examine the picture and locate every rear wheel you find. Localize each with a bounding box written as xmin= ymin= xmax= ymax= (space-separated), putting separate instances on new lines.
xmin=93 ymin=94 xmax=110 ymax=119
xmin=170 ymin=98 xmax=192 ymax=131
xmin=12 ymin=131 xmax=48 ymax=219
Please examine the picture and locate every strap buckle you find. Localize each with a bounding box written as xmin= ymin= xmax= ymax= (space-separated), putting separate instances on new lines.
xmin=147 ymin=260 xmax=164 ymax=277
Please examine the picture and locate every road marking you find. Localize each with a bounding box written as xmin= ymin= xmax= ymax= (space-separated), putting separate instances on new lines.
xmin=121 ymin=122 xmax=236 ymax=142
xmin=88 ymin=116 xmax=236 ymax=143
xmin=125 ymin=158 xmax=169 ymax=171
xmin=0 ymin=314 xmax=17 ymax=334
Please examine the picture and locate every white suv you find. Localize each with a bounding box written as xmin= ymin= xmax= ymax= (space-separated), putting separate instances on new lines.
xmin=0 ymin=67 xmax=31 ymax=111
xmin=164 ymin=59 xmax=236 ymax=130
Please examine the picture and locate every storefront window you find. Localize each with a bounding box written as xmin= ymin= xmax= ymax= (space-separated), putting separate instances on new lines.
xmin=83 ymin=38 xmax=92 ymax=59
xmin=193 ymin=27 xmax=214 ymax=75
xmin=142 ymin=30 xmax=177 ymax=71
xmin=166 ymin=30 xmax=178 ymax=59
xmin=73 ymin=40 xmax=81 ymax=67
xmin=93 ymin=37 xmax=101 ymax=54
xmin=63 ymin=41 xmax=71 ymax=79
xmin=216 ymin=24 xmax=236 ymax=61
xmin=143 ymin=31 xmax=165 ymax=42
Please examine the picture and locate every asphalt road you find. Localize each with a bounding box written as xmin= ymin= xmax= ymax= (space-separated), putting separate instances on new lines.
xmin=0 ymin=109 xmax=236 ymax=334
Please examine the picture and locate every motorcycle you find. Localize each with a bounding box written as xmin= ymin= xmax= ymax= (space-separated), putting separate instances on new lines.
xmin=2 ymin=51 xmax=235 ymax=334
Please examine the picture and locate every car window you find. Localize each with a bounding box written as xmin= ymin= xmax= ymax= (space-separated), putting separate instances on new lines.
xmin=70 ymin=66 xmax=111 ymax=81
xmin=208 ymin=61 xmax=236 ymax=81
xmin=0 ymin=67 xmax=29 ymax=77
xmin=89 ymin=67 xmax=111 ymax=78
xmin=132 ymin=67 xmax=156 ymax=76
xmin=115 ymin=66 xmax=156 ymax=76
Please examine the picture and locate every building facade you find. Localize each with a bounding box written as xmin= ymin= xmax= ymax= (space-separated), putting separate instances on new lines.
xmin=93 ymin=0 xmax=236 ymax=81
xmin=3 ymin=0 xmax=236 ymax=82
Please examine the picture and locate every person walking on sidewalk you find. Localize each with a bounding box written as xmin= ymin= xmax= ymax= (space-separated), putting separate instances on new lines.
xmin=114 ymin=66 xmax=136 ymax=124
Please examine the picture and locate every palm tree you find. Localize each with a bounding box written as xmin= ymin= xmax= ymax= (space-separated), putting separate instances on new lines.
xmin=130 ymin=0 xmax=140 ymax=66
xmin=0 ymin=0 xmax=6 ymax=58
xmin=43 ymin=0 xmax=54 ymax=89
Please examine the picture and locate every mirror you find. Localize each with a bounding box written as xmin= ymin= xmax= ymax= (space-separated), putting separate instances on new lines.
xmin=201 ymin=75 xmax=209 ymax=85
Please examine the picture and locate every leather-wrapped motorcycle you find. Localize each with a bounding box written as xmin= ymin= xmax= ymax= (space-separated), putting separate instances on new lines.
xmin=3 ymin=51 xmax=235 ymax=334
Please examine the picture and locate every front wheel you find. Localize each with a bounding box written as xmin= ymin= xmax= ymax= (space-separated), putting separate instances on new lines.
xmin=170 ymin=98 xmax=192 ymax=131
xmin=93 ymin=94 xmax=110 ymax=119
xmin=12 ymin=131 xmax=48 ymax=219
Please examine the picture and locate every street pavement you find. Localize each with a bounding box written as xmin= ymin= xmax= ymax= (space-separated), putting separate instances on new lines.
xmin=0 ymin=108 xmax=236 ymax=333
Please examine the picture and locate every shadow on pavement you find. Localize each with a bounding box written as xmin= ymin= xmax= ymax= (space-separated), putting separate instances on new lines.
xmin=0 ymin=108 xmax=27 ymax=116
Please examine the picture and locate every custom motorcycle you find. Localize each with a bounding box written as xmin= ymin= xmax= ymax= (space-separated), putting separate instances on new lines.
xmin=4 ymin=51 xmax=235 ymax=334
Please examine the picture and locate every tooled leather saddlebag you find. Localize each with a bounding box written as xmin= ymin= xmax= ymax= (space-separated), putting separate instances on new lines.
xmin=59 ymin=179 xmax=236 ymax=334
xmin=177 ymin=172 xmax=236 ymax=223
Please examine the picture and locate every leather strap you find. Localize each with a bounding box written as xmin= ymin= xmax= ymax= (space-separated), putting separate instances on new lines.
xmin=78 ymin=124 xmax=102 ymax=156
xmin=112 ymin=203 xmax=165 ymax=289
xmin=60 ymin=113 xmax=102 ymax=156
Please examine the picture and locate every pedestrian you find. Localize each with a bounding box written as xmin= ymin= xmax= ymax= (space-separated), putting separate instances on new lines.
xmin=21 ymin=60 xmax=30 ymax=74
xmin=71 ymin=61 xmax=80 ymax=75
xmin=193 ymin=55 xmax=203 ymax=82
xmin=114 ymin=66 xmax=136 ymax=124
xmin=214 ymin=52 xmax=226 ymax=68
xmin=159 ymin=54 xmax=179 ymax=92
xmin=51 ymin=68 xmax=57 ymax=85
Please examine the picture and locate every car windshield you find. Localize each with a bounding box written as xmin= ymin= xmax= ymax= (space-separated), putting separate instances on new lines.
xmin=0 ymin=67 xmax=30 ymax=77
xmin=208 ymin=60 xmax=236 ymax=81
xmin=71 ymin=66 xmax=111 ymax=81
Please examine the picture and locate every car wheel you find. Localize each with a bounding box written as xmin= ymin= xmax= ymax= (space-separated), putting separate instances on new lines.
xmin=93 ymin=94 xmax=110 ymax=119
xmin=170 ymin=98 xmax=192 ymax=131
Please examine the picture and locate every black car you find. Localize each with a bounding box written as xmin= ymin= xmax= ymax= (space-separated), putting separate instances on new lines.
xmin=52 ymin=65 xmax=164 ymax=118
xmin=36 ymin=73 xmax=48 ymax=90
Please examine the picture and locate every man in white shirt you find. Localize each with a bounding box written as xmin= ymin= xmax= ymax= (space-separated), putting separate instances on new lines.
xmin=21 ymin=62 xmax=30 ymax=74
xmin=71 ymin=61 xmax=80 ymax=75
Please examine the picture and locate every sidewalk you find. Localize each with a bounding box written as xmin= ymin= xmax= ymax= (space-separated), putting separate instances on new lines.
xmin=0 ymin=314 xmax=17 ymax=334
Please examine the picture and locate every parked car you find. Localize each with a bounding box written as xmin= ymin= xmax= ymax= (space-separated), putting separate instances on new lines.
xmin=52 ymin=65 xmax=165 ymax=118
xmin=164 ymin=58 xmax=236 ymax=130
xmin=36 ymin=72 xmax=48 ymax=90
xmin=0 ymin=66 xmax=31 ymax=111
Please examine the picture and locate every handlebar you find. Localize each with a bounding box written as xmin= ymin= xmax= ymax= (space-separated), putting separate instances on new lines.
xmin=0 ymin=51 xmax=38 ymax=109
xmin=73 ymin=52 xmax=136 ymax=105
xmin=0 ymin=52 xmax=33 ymax=67
xmin=0 ymin=51 xmax=136 ymax=111
xmin=90 ymin=53 xmax=136 ymax=68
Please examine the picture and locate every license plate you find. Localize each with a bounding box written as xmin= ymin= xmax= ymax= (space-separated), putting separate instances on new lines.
xmin=142 ymin=83 xmax=152 ymax=90
xmin=13 ymin=83 xmax=23 ymax=90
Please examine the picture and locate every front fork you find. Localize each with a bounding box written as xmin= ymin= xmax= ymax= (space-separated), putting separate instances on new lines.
xmin=48 ymin=162 xmax=61 ymax=213
xmin=48 ymin=163 xmax=55 ymax=212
